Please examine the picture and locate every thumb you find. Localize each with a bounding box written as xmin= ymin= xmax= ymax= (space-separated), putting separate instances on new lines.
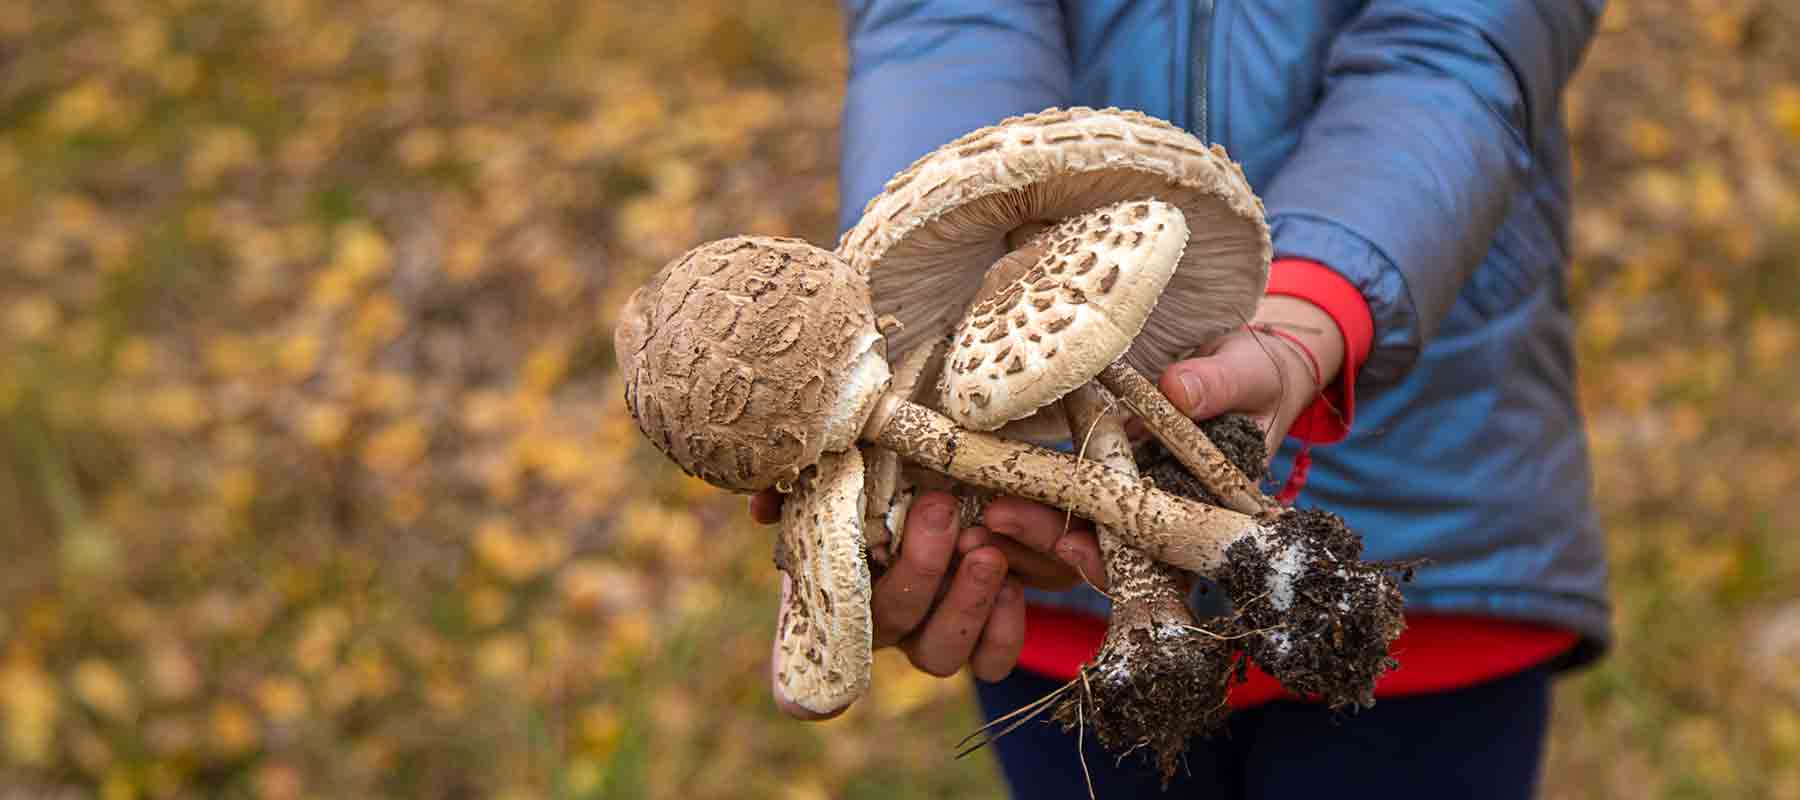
xmin=1159 ymin=357 xmax=1243 ymax=421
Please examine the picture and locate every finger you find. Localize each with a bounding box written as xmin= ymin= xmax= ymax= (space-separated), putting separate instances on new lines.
xmin=982 ymin=495 xmax=1092 ymax=555
xmin=748 ymin=490 xmax=783 ymax=525
xmin=1123 ymin=417 xmax=1150 ymax=441
xmin=1159 ymin=356 xmax=1246 ymax=421
xmin=905 ymin=547 xmax=1008 ymax=677
xmin=986 ymin=538 xmax=1078 ymax=591
xmin=871 ymin=492 xmax=960 ymax=646
xmin=961 ymin=525 xmax=1093 ymax=592
xmin=957 ymin=526 xmax=997 ymax=555
xmin=1213 ymin=334 xmax=1304 ymax=412
xmin=1052 ymin=528 xmax=1108 ymax=592
xmin=971 ymin=579 xmax=1026 ymax=682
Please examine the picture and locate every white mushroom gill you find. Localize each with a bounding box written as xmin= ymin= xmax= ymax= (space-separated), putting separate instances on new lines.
xmin=838 ymin=107 xmax=1270 ymax=381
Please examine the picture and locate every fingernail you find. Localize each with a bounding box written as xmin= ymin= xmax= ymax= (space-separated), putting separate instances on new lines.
xmin=1177 ymin=372 xmax=1204 ymax=413
xmin=957 ymin=527 xmax=991 ymax=554
xmin=999 ymin=581 xmax=1022 ymax=604
xmin=918 ymin=499 xmax=953 ymax=531
xmin=1054 ymin=539 xmax=1080 ymax=565
xmin=971 ymin=560 xmax=1004 ymax=585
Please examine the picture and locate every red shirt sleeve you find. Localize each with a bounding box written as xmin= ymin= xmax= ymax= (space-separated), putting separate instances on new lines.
xmin=1263 ymin=258 xmax=1374 ymax=443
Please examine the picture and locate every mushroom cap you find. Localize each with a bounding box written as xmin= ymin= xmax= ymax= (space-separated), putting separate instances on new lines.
xmin=837 ymin=106 xmax=1270 ymax=383
xmin=772 ymin=447 xmax=873 ymax=715
xmin=617 ymin=236 xmax=891 ymax=493
xmin=940 ymin=199 xmax=1188 ymax=431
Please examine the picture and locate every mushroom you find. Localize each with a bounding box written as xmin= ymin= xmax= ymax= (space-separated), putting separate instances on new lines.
xmin=834 ymin=105 xmax=1404 ymax=752
xmin=920 ymin=199 xmax=1240 ymax=775
xmin=1051 ymin=382 xmax=1236 ymax=782
xmin=617 ymin=235 xmax=1291 ymax=714
xmin=838 ymin=105 xmax=1274 ymax=516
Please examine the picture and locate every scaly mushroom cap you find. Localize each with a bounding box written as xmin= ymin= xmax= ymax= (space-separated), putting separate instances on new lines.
xmin=772 ymin=448 xmax=874 ymax=715
xmin=616 ymin=236 xmax=891 ymax=493
xmin=940 ymin=199 xmax=1188 ymax=431
xmin=838 ymin=106 xmax=1270 ymax=384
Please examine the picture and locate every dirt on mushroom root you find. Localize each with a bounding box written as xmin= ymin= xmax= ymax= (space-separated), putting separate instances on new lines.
xmin=1050 ymin=624 xmax=1239 ymax=786
xmin=1221 ymin=508 xmax=1409 ymax=710
xmin=1140 ymin=413 xmax=1414 ymax=711
xmin=1030 ymin=415 xmax=1264 ymax=786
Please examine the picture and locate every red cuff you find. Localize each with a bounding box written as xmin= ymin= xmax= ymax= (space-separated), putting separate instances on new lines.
xmin=1264 ymin=259 xmax=1374 ymax=444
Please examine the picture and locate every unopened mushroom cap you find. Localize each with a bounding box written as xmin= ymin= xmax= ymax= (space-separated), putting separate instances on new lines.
xmin=838 ymin=106 xmax=1270 ymax=382
xmin=940 ymin=199 xmax=1188 ymax=431
xmin=617 ymin=236 xmax=891 ymax=493
xmin=772 ymin=448 xmax=873 ymax=715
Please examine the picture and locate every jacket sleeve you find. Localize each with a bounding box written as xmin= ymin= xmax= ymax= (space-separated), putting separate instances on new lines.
xmin=837 ymin=0 xmax=1072 ymax=234
xmin=1259 ymin=1 xmax=1603 ymax=384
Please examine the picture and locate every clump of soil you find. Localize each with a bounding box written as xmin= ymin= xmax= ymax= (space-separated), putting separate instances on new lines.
xmin=1198 ymin=414 xmax=1270 ymax=481
xmin=1050 ymin=623 xmax=1238 ymax=786
xmin=1140 ymin=414 xmax=1413 ymax=710
xmin=1137 ymin=414 xmax=1268 ymax=506
xmin=1220 ymin=508 xmax=1407 ymax=709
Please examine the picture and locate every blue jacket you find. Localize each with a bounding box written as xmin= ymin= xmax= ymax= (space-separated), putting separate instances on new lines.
xmin=838 ymin=0 xmax=1612 ymax=660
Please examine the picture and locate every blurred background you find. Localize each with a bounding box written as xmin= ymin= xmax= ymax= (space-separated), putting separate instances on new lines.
xmin=0 ymin=0 xmax=1796 ymax=797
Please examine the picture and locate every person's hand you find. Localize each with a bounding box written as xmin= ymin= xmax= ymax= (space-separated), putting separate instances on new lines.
xmin=752 ymin=489 xmax=1103 ymax=719
xmin=1152 ymin=295 xmax=1347 ymax=459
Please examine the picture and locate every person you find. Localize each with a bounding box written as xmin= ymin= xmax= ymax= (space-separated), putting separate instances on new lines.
xmin=752 ymin=2 xmax=1612 ymax=796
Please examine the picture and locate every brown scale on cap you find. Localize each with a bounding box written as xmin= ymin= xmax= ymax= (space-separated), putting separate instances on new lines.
xmin=618 ymin=236 xmax=888 ymax=494
xmin=771 ymin=448 xmax=873 ymax=716
xmin=940 ymin=199 xmax=1188 ymax=433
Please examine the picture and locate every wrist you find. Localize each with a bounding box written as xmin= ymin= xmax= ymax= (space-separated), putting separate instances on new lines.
xmin=1258 ymin=258 xmax=1374 ymax=447
xmin=1250 ymin=296 xmax=1346 ymax=390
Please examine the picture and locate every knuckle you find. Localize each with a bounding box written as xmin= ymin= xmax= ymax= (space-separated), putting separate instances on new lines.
xmin=907 ymin=649 xmax=958 ymax=678
xmin=961 ymin=553 xmax=1007 ymax=589
xmin=903 ymin=551 xmax=950 ymax=583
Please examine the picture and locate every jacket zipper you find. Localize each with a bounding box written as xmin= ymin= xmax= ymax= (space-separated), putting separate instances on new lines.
xmin=1190 ymin=0 xmax=1215 ymax=142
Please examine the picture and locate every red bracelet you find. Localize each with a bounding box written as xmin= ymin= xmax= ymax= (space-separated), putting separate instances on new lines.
xmin=1243 ymin=324 xmax=1325 ymax=505
xmin=1246 ymin=324 xmax=1325 ymax=395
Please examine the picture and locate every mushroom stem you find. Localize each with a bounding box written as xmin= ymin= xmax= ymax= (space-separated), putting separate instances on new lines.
xmin=863 ymin=393 xmax=1263 ymax=574
xmin=1096 ymin=359 xmax=1275 ymax=517
xmin=1061 ymin=383 xmax=1195 ymax=631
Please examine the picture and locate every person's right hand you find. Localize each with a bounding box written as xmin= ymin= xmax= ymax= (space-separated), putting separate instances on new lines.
xmin=751 ymin=489 xmax=1032 ymax=720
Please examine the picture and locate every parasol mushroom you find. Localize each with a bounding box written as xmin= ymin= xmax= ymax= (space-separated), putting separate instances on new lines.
xmin=839 ymin=105 xmax=1274 ymax=516
xmin=1050 ymin=382 xmax=1237 ymax=781
xmin=921 ymin=199 xmax=1244 ymax=777
xmin=617 ymin=234 xmax=1295 ymax=715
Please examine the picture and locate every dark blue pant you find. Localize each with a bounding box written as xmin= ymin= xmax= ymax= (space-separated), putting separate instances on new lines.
xmin=973 ymin=663 xmax=1554 ymax=799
